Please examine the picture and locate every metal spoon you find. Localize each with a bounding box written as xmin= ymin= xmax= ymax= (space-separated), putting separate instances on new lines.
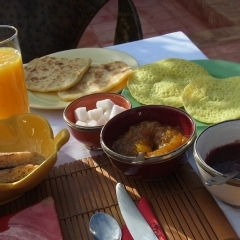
xmin=89 ymin=212 xmax=122 ymax=240
xmin=205 ymin=171 xmax=240 ymax=186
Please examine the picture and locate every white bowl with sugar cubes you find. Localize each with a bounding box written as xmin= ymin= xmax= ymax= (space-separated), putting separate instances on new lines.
xmin=63 ymin=93 xmax=131 ymax=150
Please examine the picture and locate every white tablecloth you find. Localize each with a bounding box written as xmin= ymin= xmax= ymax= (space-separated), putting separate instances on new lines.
xmin=31 ymin=31 xmax=240 ymax=237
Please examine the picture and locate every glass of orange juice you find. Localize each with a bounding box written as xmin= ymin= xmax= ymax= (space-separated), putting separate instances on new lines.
xmin=0 ymin=25 xmax=29 ymax=119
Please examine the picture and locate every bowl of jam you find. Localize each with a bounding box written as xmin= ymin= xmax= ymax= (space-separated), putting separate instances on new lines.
xmin=100 ymin=105 xmax=196 ymax=180
xmin=194 ymin=119 xmax=240 ymax=207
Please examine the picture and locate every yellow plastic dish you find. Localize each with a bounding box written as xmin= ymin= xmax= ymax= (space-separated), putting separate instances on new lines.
xmin=0 ymin=113 xmax=70 ymax=205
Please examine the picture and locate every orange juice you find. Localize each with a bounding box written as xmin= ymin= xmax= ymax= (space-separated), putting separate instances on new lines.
xmin=0 ymin=47 xmax=29 ymax=119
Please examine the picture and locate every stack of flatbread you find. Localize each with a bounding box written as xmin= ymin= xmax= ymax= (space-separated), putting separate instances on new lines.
xmin=25 ymin=56 xmax=133 ymax=102
xmin=127 ymin=58 xmax=240 ymax=124
xmin=127 ymin=58 xmax=210 ymax=108
xmin=0 ymin=151 xmax=45 ymax=183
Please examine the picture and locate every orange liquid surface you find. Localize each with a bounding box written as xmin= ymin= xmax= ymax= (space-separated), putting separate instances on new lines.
xmin=0 ymin=48 xmax=29 ymax=119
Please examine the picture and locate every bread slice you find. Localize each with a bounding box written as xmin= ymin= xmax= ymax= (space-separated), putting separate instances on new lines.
xmin=25 ymin=56 xmax=92 ymax=92
xmin=0 ymin=151 xmax=45 ymax=168
xmin=58 ymin=61 xmax=132 ymax=101
xmin=0 ymin=164 xmax=38 ymax=183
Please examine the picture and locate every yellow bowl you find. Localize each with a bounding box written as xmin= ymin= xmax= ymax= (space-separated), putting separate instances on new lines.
xmin=0 ymin=113 xmax=70 ymax=205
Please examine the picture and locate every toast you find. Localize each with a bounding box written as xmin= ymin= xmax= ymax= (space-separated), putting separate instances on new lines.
xmin=0 ymin=151 xmax=45 ymax=168
xmin=0 ymin=164 xmax=39 ymax=183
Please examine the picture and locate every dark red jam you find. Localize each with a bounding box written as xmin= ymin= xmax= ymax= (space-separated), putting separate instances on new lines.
xmin=205 ymin=141 xmax=240 ymax=174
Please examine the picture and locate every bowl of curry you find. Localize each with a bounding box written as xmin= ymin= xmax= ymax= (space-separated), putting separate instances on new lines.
xmin=100 ymin=105 xmax=196 ymax=180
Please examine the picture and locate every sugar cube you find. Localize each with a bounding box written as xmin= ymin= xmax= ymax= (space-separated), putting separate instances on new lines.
xmin=87 ymin=119 xmax=98 ymax=127
xmin=88 ymin=108 xmax=103 ymax=120
xmin=103 ymin=108 xmax=112 ymax=120
xmin=96 ymin=99 xmax=114 ymax=112
xmin=110 ymin=105 xmax=126 ymax=119
xmin=97 ymin=116 xmax=108 ymax=126
xmin=74 ymin=107 xmax=88 ymax=122
xmin=76 ymin=120 xmax=88 ymax=126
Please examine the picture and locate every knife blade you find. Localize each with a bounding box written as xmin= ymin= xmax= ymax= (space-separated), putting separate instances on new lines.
xmin=116 ymin=183 xmax=158 ymax=240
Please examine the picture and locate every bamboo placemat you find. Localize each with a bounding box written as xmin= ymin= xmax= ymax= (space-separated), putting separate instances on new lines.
xmin=0 ymin=154 xmax=238 ymax=240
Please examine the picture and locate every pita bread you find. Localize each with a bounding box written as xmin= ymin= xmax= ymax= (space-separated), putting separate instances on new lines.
xmin=25 ymin=56 xmax=92 ymax=92
xmin=58 ymin=61 xmax=132 ymax=101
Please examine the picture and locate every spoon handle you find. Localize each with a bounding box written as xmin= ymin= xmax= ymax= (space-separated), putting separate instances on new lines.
xmin=205 ymin=171 xmax=240 ymax=186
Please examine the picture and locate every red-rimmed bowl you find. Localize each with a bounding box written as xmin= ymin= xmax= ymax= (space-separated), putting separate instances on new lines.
xmin=100 ymin=105 xmax=196 ymax=180
xmin=63 ymin=93 xmax=131 ymax=150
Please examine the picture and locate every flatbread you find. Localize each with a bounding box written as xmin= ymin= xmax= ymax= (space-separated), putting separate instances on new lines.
xmin=182 ymin=76 xmax=240 ymax=123
xmin=0 ymin=151 xmax=45 ymax=168
xmin=127 ymin=58 xmax=210 ymax=107
xmin=0 ymin=164 xmax=39 ymax=183
xmin=58 ymin=61 xmax=132 ymax=101
xmin=25 ymin=56 xmax=92 ymax=92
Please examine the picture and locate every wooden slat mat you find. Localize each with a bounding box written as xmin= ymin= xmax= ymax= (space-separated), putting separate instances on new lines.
xmin=0 ymin=154 xmax=238 ymax=240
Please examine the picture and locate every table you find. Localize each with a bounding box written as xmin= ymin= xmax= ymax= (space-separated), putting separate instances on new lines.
xmin=31 ymin=31 xmax=240 ymax=237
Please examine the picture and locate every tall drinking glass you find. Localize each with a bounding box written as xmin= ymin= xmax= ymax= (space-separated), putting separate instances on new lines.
xmin=0 ymin=25 xmax=29 ymax=119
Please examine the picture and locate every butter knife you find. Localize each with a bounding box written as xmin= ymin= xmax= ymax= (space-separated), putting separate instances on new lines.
xmin=116 ymin=183 xmax=158 ymax=240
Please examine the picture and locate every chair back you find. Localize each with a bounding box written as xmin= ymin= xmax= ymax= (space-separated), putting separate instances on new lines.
xmin=1 ymin=0 xmax=142 ymax=63
xmin=114 ymin=0 xmax=143 ymax=45
xmin=1 ymin=0 xmax=109 ymax=63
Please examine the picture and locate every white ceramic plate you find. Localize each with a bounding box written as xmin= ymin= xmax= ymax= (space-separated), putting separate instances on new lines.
xmin=28 ymin=48 xmax=139 ymax=109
